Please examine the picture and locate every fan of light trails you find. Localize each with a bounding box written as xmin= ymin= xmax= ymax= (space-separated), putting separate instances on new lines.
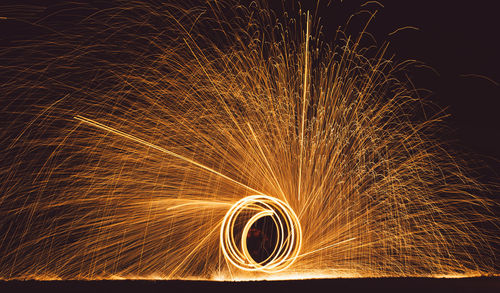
xmin=0 ymin=0 xmax=497 ymax=280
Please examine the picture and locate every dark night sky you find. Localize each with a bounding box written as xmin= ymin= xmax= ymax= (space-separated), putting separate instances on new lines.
xmin=377 ymin=1 xmax=499 ymax=173
xmin=299 ymin=0 xmax=500 ymax=182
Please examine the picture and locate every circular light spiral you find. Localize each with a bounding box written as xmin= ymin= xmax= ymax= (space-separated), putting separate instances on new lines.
xmin=220 ymin=195 xmax=302 ymax=273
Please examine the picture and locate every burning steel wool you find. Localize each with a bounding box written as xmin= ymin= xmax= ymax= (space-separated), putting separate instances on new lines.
xmin=0 ymin=0 xmax=498 ymax=280
xmin=220 ymin=195 xmax=302 ymax=273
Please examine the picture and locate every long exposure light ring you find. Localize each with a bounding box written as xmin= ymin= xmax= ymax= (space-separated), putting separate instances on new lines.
xmin=220 ymin=195 xmax=302 ymax=273
xmin=0 ymin=0 xmax=497 ymax=281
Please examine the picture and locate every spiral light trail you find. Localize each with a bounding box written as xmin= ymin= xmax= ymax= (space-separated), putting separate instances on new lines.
xmin=220 ymin=195 xmax=302 ymax=273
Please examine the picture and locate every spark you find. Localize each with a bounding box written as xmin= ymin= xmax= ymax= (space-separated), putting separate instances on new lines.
xmin=298 ymin=11 xmax=310 ymax=203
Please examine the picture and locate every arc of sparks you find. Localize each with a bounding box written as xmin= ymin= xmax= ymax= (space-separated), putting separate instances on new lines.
xmin=220 ymin=195 xmax=302 ymax=273
xmin=74 ymin=115 xmax=265 ymax=196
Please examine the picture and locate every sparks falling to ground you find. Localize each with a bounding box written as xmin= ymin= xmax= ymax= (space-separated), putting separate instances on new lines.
xmin=0 ymin=0 xmax=498 ymax=280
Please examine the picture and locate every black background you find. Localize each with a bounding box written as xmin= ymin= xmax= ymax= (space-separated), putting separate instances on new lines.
xmin=293 ymin=0 xmax=500 ymax=184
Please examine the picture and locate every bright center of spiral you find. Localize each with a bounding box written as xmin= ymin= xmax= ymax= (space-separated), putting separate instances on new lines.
xmin=220 ymin=195 xmax=302 ymax=273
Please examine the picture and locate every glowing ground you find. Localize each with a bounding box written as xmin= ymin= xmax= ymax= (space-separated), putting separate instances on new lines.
xmin=1 ymin=278 xmax=500 ymax=293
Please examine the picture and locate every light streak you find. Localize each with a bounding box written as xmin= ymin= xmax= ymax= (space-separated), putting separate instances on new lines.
xmin=298 ymin=11 xmax=310 ymax=203
xmin=220 ymin=195 xmax=302 ymax=273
